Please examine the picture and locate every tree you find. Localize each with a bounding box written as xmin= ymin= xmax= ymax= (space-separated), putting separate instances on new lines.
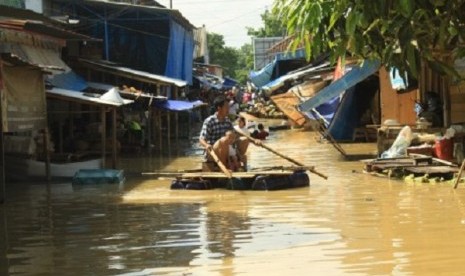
xmin=235 ymin=43 xmax=254 ymax=84
xmin=247 ymin=9 xmax=284 ymax=38
xmin=272 ymin=0 xmax=465 ymax=79
xmin=207 ymin=32 xmax=239 ymax=79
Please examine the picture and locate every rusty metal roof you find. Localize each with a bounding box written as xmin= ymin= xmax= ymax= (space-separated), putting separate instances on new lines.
xmin=0 ymin=19 xmax=99 ymax=41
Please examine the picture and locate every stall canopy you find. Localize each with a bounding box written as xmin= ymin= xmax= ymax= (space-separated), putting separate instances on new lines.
xmin=47 ymin=70 xmax=134 ymax=106
xmin=79 ymin=59 xmax=188 ymax=87
xmin=47 ymin=87 xmax=133 ymax=106
xmin=299 ymin=60 xmax=381 ymax=112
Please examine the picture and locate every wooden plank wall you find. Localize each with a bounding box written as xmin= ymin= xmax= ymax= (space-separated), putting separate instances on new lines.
xmin=449 ymin=81 xmax=465 ymax=124
xmin=379 ymin=67 xmax=417 ymax=125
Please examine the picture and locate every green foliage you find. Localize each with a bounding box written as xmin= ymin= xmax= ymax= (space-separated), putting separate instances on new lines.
xmin=247 ymin=9 xmax=285 ymax=38
xmin=273 ymin=0 xmax=465 ymax=79
xmin=207 ymin=32 xmax=239 ymax=78
xmin=235 ymin=44 xmax=254 ymax=84
xmin=206 ymin=9 xmax=286 ymax=84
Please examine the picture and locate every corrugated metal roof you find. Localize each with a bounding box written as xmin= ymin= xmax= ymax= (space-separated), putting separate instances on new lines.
xmin=0 ymin=19 xmax=99 ymax=41
xmin=51 ymin=0 xmax=195 ymax=30
xmin=0 ymin=5 xmax=61 ymax=25
xmin=80 ymin=59 xmax=188 ymax=87
xmin=0 ymin=44 xmax=68 ymax=72
xmin=47 ymin=87 xmax=133 ymax=106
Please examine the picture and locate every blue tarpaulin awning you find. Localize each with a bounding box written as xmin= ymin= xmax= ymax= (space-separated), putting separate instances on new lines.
xmin=249 ymin=61 xmax=275 ymax=88
xmin=299 ymin=60 xmax=380 ymax=111
xmin=154 ymin=100 xmax=204 ymax=111
xmin=48 ymin=71 xmax=88 ymax=91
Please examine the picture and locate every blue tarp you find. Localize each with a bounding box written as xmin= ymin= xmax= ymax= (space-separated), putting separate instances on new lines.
xmin=165 ymin=20 xmax=194 ymax=85
xmin=304 ymin=95 xmax=341 ymax=127
xmin=57 ymin=2 xmax=194 ymax=85
xmin=327 ymin=75 xmax=379 ymax=141
xmin=222 ymin=77 xmax=238 ymax=89
xmin=249 ymin=61 xmax=276 ymax=88
xmin=49 ymin=71 xmax=88 ymax=91
xmin=249 ymin=49 xmax=307 ymax=88
xmin=326 ymin=87 xmax=358 ymax=140
xmin=154 ymin=100 xmax=204 ymax=111
xmin=299 ymin=60 xmax=380 ymax=111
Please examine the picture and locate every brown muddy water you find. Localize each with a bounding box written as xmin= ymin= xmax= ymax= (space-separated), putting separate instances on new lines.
xmin=2 ymin=128 xmax=465 ymax=276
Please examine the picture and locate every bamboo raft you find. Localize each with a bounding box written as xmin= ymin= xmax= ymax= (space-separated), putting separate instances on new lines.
xmin=142 ymin=127 xmax=328 ymax=191
xmin=142 ymin=166 xmax=312 ymax=191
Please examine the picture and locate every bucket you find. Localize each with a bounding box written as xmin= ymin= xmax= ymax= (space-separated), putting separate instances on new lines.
xmin=434 ymin=138 xmax=453 ymax=160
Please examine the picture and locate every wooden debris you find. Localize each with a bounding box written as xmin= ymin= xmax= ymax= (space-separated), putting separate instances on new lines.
xmin=362 ymin=154 xmax=459 ymax=181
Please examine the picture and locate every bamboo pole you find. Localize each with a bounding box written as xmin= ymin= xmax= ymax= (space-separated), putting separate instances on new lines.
xmin=206 ymin=147 xmax=232 ymax=178
xmin=454 ymin=159 xmax=465 ymax=189
xmin=235 ymin=128 xmax=328 ymax=179
xmin=112 ymin=108 xmax=117 ymax=169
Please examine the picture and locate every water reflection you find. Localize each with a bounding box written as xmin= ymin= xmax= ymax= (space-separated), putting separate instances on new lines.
xmin=3 ymin=129 xmax=465 ymax=275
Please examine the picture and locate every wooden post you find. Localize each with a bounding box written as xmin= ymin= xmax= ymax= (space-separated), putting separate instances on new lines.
xmin=454 ymin=159 xmax=465 ymax=189
xmin=167 ymin=111 xmax=171 ymax=151
xmin=43 ymin=128 xmax=51 ymax=182
xmin=174 ymin=87 xmax=179 ymax=145
xmin=158 ymin=111 xmax=162 ymax=152
xmin=58 ymin=117 xmax=63 ymax=153
xmin=112 ymin=108 xmax=117 ymax=169
xmin=0 ymin=126 xmax=5 ymax=204
xmin=101 ymin=107 xmax=106 ymax=168
xmin=146 ymin=107 xmax=152 ymax=149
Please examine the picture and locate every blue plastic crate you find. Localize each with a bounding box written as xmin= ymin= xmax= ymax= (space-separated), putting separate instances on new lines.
xmin=72 ymin=169 xmax=125 ymax=185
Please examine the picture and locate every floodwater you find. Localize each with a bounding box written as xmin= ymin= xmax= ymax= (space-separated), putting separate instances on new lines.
xmin=2 ymin=128 xmax=465 ymax=276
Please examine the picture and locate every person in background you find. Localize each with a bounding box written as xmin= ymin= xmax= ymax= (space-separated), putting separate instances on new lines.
xmin=228 ymin=97 xmax=239 ymax=120
xmin=252 ymin=123 xmax=269 ymax=140
xmin=242 ymin=90 xmax=252 ymax=104
xmin=234 ymin=116 xmax=249 ymax=135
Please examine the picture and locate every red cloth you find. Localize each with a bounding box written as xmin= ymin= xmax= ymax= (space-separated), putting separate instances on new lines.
xmin=254 ymin=131 xmax=269 ymax=140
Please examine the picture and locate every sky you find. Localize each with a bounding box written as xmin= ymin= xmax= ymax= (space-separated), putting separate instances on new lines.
xmin=156 ymin=0 xmax=276 ymax=48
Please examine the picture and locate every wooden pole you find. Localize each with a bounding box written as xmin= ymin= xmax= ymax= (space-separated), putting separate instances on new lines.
xmin=167 ymin=111 xmax=171 ymax=151
xmin=112 ymin=108 xmax=117 ymax=169
xmin=174 ymin=87 xmax=179 ymax=146
xmin=235 ymin=128 xmax=328 ymax=180
xmin=0 ymin=125 xmax=5 ymax=204
xmin=206 ymin=147 xmax=232 ymax=178
xmin=43 ymin=128 xmax=51 ymax=182
xmin=158 ymin=111 xmax=162 ymax=152
xmin=454 ymin=159 xmax=465 ymax=189
xmin=101 ymin=107 xmax=106 ymax=168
